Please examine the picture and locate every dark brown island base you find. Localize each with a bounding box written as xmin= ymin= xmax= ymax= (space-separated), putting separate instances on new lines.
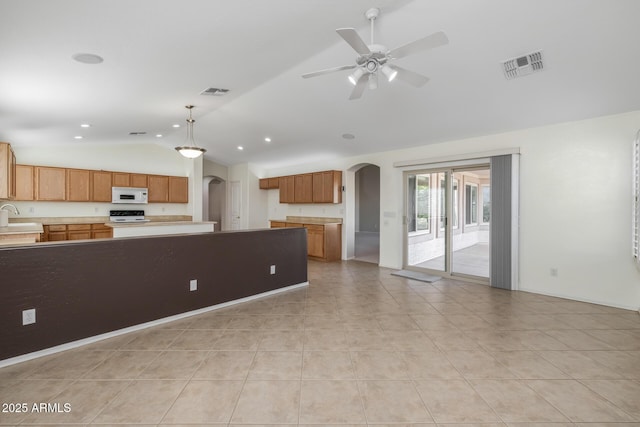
xmin=0 ymin=227 xmax=308 ymax=363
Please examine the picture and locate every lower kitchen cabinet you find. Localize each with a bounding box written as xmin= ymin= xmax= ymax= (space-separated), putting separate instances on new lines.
xmin=270 ymin=221 xmax=341 ymax=261
xmin=43 ymin=223 xmax=113 ymax=241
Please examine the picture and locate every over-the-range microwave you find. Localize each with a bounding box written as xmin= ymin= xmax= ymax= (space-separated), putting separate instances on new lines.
xmin=112 ymin=187 xmax=148 ymax=204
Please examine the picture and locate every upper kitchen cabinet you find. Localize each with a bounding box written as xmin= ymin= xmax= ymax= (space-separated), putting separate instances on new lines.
xmin=15 ymin=165 xmax=34 ymax=201
xmin=169 ymin=176 xmax=188 ymax=203
xmin=35 ymin=166 xmax=66 ymax=201
xmin=313 ymin=170 xmax=342 ymax=203
xmin=147 ymin=174 xmax=169 ymax=202
xmin=112 ymin=172 xmax=130 ymax=187
xmin=0 ymin=142 xmax=16 ymax=200
xmin=294 ymin=174 xmax=313 ymax=203
xmin=130 ymin=173 xmax=148 ymax=188
xmin=279 ymin=176 xmax=295 ymax=203
xmin=92 ymin=171 xmax=112 ymax=202
xmin=66 ymin=168 xmax=91 ymax=201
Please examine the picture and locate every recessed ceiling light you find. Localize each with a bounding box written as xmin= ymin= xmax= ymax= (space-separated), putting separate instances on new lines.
xmin=172 ymin=124 xmax=181 ymax=128
xmin=155 ymin=134 xmax=163 ymax=138
xmin=264 ymin=137 xmax=272 ymax=143
xmin=72 ymin=53 xmax=104 ymax=64
xmin=80 ymin=123 xmax=91 ymax=128
xmin=74 ymin=135 xmax=83 ymax=139
xmin=237 ymin=146 xmax=244 ymax=150
xmin=342 ymin=133 xmax=356 ymax=140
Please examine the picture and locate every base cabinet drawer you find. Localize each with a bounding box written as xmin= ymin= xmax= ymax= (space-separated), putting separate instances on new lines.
xmin=43 ymin=223 xmax=112 ymax=241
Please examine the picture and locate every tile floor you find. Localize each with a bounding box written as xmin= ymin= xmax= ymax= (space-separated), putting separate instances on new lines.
xmin=1 ymin=260 xmax=640 ymax=426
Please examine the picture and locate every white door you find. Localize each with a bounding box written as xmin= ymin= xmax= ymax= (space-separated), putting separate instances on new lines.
xmin=230 ymin=180 xmax=241 ymax=230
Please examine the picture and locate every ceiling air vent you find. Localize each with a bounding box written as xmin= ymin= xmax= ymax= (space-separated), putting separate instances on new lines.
xmin=128 ymin=131 xmax=147 ymax=135
xmin=502 ymin=51 xmax=544 ymax=80
xmin=200 ymin=87 xmax=229 ymax=96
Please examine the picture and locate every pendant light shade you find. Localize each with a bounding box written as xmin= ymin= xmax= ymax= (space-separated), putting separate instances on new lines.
xmin=175 ymin=105 xmax=206 ymax=158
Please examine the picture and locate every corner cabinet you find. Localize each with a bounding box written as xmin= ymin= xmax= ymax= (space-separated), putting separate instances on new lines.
xmin=263 ymin=170 xmax=342 ymax=204
xmin=270 ymin=221 xmax=341 ymax=261
xmin=0 ymin=142 xmax=16 ymax=200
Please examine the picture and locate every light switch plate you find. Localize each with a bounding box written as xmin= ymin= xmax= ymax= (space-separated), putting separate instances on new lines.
xmin=189 ymin=279 xmax=197 ymax=291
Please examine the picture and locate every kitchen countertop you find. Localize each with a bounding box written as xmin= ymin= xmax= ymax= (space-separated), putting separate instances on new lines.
xmin=106 ymin=221 xmax=216 ymax=228
xmin=270 ymin=216 xmax=342 ymax=225
xmin=9 ymin=215 xmax=193 ymax=225
xmin=0 ymin=222 xmax=44 ymax=235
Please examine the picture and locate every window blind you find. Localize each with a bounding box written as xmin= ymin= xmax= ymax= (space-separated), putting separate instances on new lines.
xmin=634 ymin=130 xmax=640 ymax=264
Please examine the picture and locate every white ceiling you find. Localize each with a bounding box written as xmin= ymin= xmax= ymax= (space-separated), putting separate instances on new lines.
xmin=1 ymin=0 xmax=639 ymax=169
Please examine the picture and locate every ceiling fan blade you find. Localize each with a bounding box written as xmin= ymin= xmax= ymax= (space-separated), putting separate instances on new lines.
xmin=391 ymin=65 xmax=430 ymax=87
xmin=302 ymin=64 xmax=356 ymax=79
xmin=336 ymin=28 xmax=371 ymax=55
xmin=388 ymin=31 xmax=449 ymax=60
xmin=349 ymin=73 xmax=368 ymax=100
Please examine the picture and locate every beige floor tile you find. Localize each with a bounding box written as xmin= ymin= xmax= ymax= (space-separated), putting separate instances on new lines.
xmin=304 ymin=314 xmax=344 ymax=329
xmin=375 ymin=314 xmax=421 ymax=331
xmin=470 ymin=379 xmax=569 ymax=422
xmin=411 ymin=314 xmax=460 ymax=331
xmin=258 ymin=330 xmax=304 ymax=350
xmin=187 ymin=314 xmax=233 ymax=329
xmin=527 ymin=379 xmax=636 ymax=422
xmin=585 ymin=329 xmax=640 ymax=350
xmin=386 ymin=330 xmax=440 ymax=351
xmin=137 ymin=350 xmax=208 ymax=379
xmin=358 ymin=380 xmax=432 ymax=423
xmin=583 ymin=350 xmax=640 ymax=379
xmin=230 ymin=380 xmax=300 ymax=424
xmin=83 ymin=350 xmax=160 ymax=379
xmin=515 ymin=330 xmax=570 ymax=350
xmin=247 ymin=351 xmax=302 ymax=380
xmin=445 ymin=350 xmax=517 ymax=379
xmin=93 ymin=379 xmax=187 ymax=424
xmin=350 ymin=351 xmax=410 ymax=380
xmin=490 ymin=351 xmax=569 ymax=379
xmin=0 ymin=379 xmax=72 ymax=425
xmin=302 ymin=350 xmax=356 ymax=379
xmin=167 ymin=329 xmax=224 ymax=350
xmin=342 ymin=315 xmax=384 ymax=330
xmin=304 ymin=329 xmax=349 ymax=350
xmin=414 ymin=379 xmax=501 ymax=423
xmin=192 ymin=351 xmax=255 ymax=380
xmin=259 ymin=314 xmax=305 ymax=330
xmin=544 ymin=329 xmax=614 ymax=350
xmin=121 ymin=328 xmax=184 ymax=350
xmin=226 ymin=314 xmax=267 ymax=329
xmin=299 ymin=380 xmax=366 ymax=424
xmin=538 ymin=350 xmax=623 ymax=379
xmin=271 ymin=302 xmax=306 ymax=315
xmin=400 ymin=351 xmax=464 ymax=379
xmin=161 ymin=380 xmax=243 ymax=424
xmin=214 ymin=330 xmax=262 ymax=350
xmin=443 ymin=314 xmax=494 ymax=330
xmin=426 ymin=331 xmax=482 ymax=351
xmin=27 ymin=350 xmax=111 ymax=379
xmin=551 ymin=313 xmax=614 ymax=329
xmin=21 ymin=379 xmax=129 ymax=424
xmin=581 ymin=380 xmax=640 ymax=420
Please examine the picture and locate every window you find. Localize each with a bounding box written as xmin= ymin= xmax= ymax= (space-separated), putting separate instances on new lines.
xmin=465 ymin=183 xmax=478 ymax=225
xmin=439 ymin=176 xmax=445 ymax=231
xmin=416 ymin=175 xmax=430 ymax=232
xmin=482 ymin=184 xmax=491 ymax=224
xmin=634 ymin=131 xmax=639 ymax=264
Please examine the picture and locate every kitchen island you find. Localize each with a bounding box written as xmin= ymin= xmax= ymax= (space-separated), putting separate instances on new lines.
xmin=107 ymin=221 xmax=216 ymax=238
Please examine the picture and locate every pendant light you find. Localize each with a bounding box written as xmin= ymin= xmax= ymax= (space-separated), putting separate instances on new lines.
xmin=175 ymin=105 xmax=206 ymax=158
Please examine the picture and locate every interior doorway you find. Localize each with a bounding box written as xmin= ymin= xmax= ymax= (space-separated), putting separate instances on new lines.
xmin=354 ymin=164 xmax=380 ymax=264
xmin=202 ymin=176 xmax=226 ymax=231
xmin=404 ymin=165 xmax=490 ymax=281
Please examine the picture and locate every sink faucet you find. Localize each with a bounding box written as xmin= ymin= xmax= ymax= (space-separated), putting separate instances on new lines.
xmin=0 ymin=204 xmax=20 ymax=215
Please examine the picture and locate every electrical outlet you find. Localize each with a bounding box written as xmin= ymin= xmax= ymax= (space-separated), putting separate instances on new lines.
xmin=22 ymin=309 xmax=36 ymax=325
xmin=189 ymin=279 xmax=197 ymax=291
xmin=550 ymin=268 xmax=558 ymax=277
xmin=28 ymin=207 xmax=35 ymax=214
xmin=270 ymin=265 xmax=276 ymax=275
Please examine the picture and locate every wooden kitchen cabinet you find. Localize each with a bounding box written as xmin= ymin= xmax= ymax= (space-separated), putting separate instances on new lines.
xmin=147 ymin=175 xmax=169 ymax=202
xmin=306 ymin=224 xmax=325 ymax=258
xmin=67 ymin=224 xmax=91 ymax=240
xmin=15 ymin=164 xmax=34 ymax=201
xmin=260 ymin=178 xmax=280 ymax=189
xmin=0 ymin=142 xmax=16 ymax=200
xmin=91 ymin=171 xmax=112 ymax=202
xmin=269 ymin=221 xmax=342 ymax=261
xmin=294 ymin=174 xmax=313 ymax=203
xmin=168 ymin=176 xmax=188 ymax=203
xmin=43 ymin=223 xmax=112 ymax=241
xmin=91 ymin=223 xmax=112 ymax=239
xmin=66 ymin=168 xmax=91 ymax=201
xmin=313 ymin=170 xmax=342 ymax=203
xmin=112 ymin=172 xmax=130 ymax=187
xmin=130 ymin=173 xmax=148 ymax=188
xmin=279 ymin=176 xmax=295 ymax=203
xmin=35 ymin=166 xmax=66 ymax=201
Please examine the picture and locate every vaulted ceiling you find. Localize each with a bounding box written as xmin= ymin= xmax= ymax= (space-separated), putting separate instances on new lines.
xmin=1 ymin=0 xmax=639 ymax=169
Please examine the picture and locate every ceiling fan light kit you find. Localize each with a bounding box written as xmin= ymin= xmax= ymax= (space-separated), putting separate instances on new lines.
xmin=302 ymin=7 xmax=448 ymax=99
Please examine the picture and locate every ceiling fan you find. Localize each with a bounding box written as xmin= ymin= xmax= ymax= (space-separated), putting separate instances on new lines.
xmin=302 ymin=8 xmax=448 ymax=100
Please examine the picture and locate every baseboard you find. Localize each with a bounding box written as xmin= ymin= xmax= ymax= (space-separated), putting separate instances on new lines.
xmin=518 ymin=286 xmax=638 ymax=312
xmin=0 ymin=281 xmax=309 ymax=368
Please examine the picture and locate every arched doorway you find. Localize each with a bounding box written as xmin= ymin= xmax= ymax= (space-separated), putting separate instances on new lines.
xmin=348 ymin=163 xmax=380 ymax=264
xmin=202 ymin=176 xmax=226 ymax=231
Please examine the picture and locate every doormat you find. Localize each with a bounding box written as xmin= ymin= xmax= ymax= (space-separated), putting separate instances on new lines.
xmin=391 ymin=270 xmax=441 ymax=283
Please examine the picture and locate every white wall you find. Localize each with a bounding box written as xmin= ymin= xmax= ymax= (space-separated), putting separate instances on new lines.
xmin=248 ymin=111 xmax=640 ymax=311
xmin=11 ymin=143 xmax=195 ymax=218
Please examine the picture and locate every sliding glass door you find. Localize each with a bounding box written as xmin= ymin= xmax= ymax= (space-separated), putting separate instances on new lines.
xmin=404 ymin=165 xmax=491 ymax=281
